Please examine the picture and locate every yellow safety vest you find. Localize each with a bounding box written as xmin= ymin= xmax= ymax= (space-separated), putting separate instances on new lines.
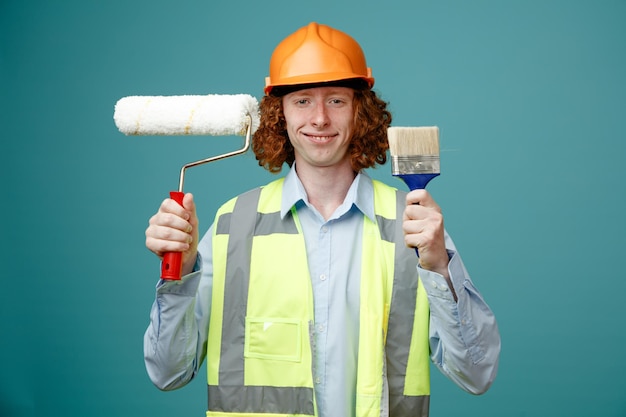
xmin=207 ymin=178 xmax=430 ymax=417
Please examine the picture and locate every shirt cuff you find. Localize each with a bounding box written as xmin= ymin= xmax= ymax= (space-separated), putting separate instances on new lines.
xmin=417 ymin=249 xmax=463 ymax=301
xmin=155 ymin=253 xmax=203 ymax=297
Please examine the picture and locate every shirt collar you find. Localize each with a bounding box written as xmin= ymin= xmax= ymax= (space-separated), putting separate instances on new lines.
xmin=281 ymin=164 xmax=376 ymax=222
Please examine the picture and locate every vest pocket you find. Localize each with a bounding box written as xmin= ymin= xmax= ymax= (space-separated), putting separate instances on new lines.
xmin=244 ymin=317 xmax=302 ymax=362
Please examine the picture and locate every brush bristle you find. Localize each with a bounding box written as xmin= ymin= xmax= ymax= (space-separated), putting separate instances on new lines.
xmin=388 ymin=126 xmax=440 ymax=156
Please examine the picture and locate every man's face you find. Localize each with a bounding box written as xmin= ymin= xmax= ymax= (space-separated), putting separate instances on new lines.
xmin=282 ymin=86 xmax=354 ymax=170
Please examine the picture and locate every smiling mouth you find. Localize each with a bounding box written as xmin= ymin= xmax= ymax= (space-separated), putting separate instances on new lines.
xmin=305 ymin=133 xmax=337 ymax=142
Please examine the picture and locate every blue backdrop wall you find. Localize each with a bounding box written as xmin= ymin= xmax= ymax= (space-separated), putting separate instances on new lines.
xmin=1 ymin=1 xmax=625 ymax=416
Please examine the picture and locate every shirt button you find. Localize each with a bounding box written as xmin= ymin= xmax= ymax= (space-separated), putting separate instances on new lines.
xmin=320 ymin=274 xmax=327 ymax=281
xmin=317 ymin=324 xmax=325 ymax=333
xmin=321 ymin=226 xmax=328 ymax=233
xmin=315 ymin=377 xmax=321 ymax=384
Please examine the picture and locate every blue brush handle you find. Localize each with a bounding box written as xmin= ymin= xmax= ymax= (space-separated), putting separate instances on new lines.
xmin=396 ymin=173 xmax=439 ymax=191
xmin=396 ymin=173 xmax=440 ymax=258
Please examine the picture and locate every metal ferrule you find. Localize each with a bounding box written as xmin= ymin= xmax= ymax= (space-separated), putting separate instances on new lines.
xmin=391 ymin=155 xmax=440 ymax=176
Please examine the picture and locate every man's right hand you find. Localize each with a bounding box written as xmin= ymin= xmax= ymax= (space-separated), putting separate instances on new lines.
xmin=145 ymin=193 xmax=199 ymax=276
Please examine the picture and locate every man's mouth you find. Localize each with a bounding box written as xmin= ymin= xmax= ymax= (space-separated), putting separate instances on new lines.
xmin=305 ymin=133 xmax=336 ymax=142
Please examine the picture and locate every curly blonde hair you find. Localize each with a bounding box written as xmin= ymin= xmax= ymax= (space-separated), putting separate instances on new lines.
xmin=252 ymin=87 xmax=392 ymax=173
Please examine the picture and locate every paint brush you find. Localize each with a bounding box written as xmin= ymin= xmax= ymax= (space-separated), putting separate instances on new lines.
xmin=388 ymin=126 xmax=440 ymax=257
xmin=388 ymin=126 xmax=440 ymax=191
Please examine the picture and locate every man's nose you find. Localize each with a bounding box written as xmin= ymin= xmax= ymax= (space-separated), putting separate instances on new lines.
xmin=311 ymin=102 xmax=330 ymax=127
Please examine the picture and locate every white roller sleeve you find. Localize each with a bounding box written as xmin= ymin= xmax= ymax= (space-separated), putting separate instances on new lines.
xmin=114 ymin=94 xmax=260 ymax=136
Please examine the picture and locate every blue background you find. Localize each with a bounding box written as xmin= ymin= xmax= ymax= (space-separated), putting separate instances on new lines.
xmin=1 ymin=1 xmax=625 ymax=416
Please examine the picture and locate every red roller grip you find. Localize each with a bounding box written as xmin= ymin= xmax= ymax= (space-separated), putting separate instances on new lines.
xmin=161 ymin=191 xmax=186 ymax=280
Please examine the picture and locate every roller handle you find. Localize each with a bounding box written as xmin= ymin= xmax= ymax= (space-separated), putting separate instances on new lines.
xmin=161 ymin=191 xmax=185 ymax=280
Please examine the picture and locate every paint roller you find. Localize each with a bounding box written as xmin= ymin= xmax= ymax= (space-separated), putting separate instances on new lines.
xmin=114 ymin=94 xmax=260 ymax=280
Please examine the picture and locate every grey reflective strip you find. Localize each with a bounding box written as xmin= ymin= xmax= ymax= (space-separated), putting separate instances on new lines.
xmin=388 ymin=395 xmax=430 ymax=417
xmin=384 ymin=190 xmax=429 ymax=417
xmin=211 ymin=187 xmax=314 ymax=415
xmin=218 ymin=188 xmax=261 ymax=386
xmin=255 ymin=211 xmax=298 ymax=236
xmin=215 ymin=212 xmax=231 ymax=235
xmin=217 ymin=210 xmax=298 ymax=236
xmin=376 ymin=214 xmax=395 ymax=243
xmin=208 ymin=385 xmax=314 ymax=415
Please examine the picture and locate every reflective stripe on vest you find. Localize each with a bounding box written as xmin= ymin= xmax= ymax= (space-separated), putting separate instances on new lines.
xmin=207 ymin=178 xmax=430 ymax=417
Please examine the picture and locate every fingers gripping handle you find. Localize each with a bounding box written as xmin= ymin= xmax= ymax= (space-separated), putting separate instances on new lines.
xmin=398 ymin=174 xmax=439 ymax=259
xmin=161 ymin=191 xmax=185 ymax=280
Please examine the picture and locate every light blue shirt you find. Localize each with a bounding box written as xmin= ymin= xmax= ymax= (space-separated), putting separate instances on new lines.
xmin=144 ymin=167 xmax=500 ymax=416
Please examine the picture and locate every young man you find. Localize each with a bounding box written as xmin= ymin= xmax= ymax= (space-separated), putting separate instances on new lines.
xmin=144 ymin=22 xmax=500 ymax=417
